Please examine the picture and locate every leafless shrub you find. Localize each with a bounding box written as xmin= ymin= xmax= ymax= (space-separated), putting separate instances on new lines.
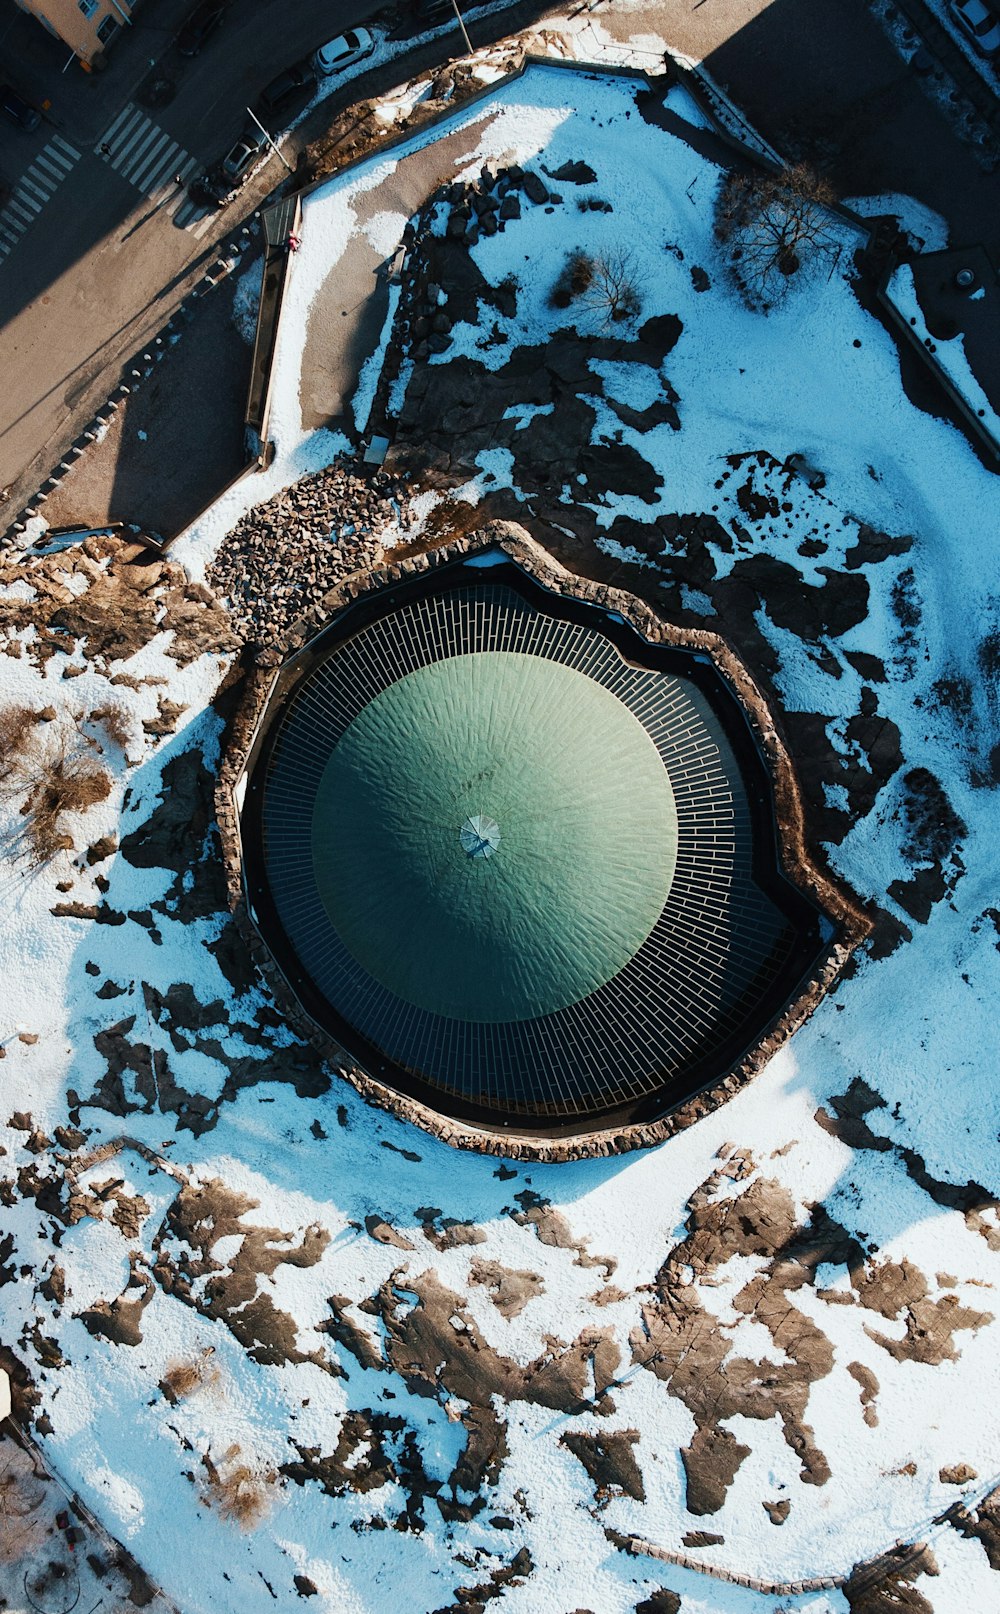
xmin=201 ymin=1444 xmax=275 ymax=1530
xmin=549 ymin=248 xmax=595 ymax=309
xmin=0 ymin=705 xmax=35 ymax=784
xmin=19 ymin=735 xmax=112 ymax=867
xmin=579 ymin=246 xmax=644 ymax=327
xmin=159 ymin=1348 xmax=220 ymax=1405
xmin=715 ymin=163 xmax=840 ymax=309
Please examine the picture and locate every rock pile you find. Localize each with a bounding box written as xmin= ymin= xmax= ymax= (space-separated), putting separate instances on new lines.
xmin=207 ymin=464 xmax=418 ymax=644
xmin=394 ymin=164 xmax=565 ymax=367
xmin=0 ymin=533 xmax=235 ymax=669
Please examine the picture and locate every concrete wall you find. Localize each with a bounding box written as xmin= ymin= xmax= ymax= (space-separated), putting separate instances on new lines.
xmin=13 ymin=0 xmax=134 ymax=68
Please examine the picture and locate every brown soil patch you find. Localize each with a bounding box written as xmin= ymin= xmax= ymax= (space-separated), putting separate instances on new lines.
xmin=153 ymin=1178 xmax=331 ymax=1369
xmin=469 ymin=1259 xmax=544 ymax=1318
xmin=77 ymin=1254 xmax=155 ymax=1347
xmin=631 ymin=1168 xmax=865 ymax=1512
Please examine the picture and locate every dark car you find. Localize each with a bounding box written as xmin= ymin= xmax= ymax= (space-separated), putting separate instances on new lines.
xmin=0 ymin=83 xmax=41 ymax=133
xmin=176 ymin=0 xmax=227 ymax=57
xmin=388 ymin=0 xmax=453 ymax=39
xmin=257 ymin=62 xmax=316 ymax=117
xmin=188 ymin=172 xmax=227 ymax=210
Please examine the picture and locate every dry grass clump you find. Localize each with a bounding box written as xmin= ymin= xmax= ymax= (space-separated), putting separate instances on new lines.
xmin=88 ymin=701 xmax=134 ymax=754
xmin=0 ymin=705 xmax=36 ymax=783
xmin=549 ymin=248 xmax=595 ymax=309
xmin=200 ymin=1444 xmax=276 ymax=1530
xmin=159 ymin=1348 xmax=220 ymax=1405
xmin=18 ymin=737 xmax=112 ymax=867
xmin=1 ymin=712 xmax=113 ymax=866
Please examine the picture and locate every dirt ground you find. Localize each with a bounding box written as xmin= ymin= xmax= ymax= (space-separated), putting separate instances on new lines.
xmin=38 ymin=262 xmax=256 ymax=545
xmin=0 ymin=1424 xmax=179 ymax=1613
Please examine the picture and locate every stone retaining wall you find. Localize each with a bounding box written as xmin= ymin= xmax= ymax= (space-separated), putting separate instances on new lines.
xmin=214 ymin=520 xmax=871 ymax=1163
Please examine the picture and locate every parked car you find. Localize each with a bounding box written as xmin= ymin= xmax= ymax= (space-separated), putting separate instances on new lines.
xmin=220 ymin=123 xmax=269 ymax=183
xmin=388 ymin=1 xmax=453 ymax=39
xmin=176 ymin=0 xmax=227 ymax=58
xmin=0 ymin=83 xmax=41 ymax=133
xmin=950 ymin=0 xmax=1000 ymax=54
xmin=257 ymin=62 xmax=316 ymax=117
xmin=312 ymin=27 xmax=375 ymax=76
xmin=190 ymin=122 xmax=268 ymax=207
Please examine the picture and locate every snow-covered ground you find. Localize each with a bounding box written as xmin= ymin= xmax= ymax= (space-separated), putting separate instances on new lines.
xmin=3 ymin=53 xmax=1000 ymax=1614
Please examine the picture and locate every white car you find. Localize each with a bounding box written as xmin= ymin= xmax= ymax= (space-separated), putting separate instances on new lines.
xmin=313 ymin=26 xmax=375 ymax=76
xmin=950 ymin=0 xmax=1000 ymax=55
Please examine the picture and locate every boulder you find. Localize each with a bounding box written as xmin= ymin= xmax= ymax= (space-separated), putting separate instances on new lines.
xmin=549 ymin=160 xmax=597 ymax=184
xmin=521 ymin=171 xmax=549 ymax=205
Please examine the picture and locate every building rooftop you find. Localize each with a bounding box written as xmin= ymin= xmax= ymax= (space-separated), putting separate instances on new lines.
xmin=241 ymin=547 xmax=830 ymax=1135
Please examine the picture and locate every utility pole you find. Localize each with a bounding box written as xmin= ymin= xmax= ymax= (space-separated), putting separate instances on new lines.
xmin=245 ymin=107 xmax=294 ymax=174
xmin=451 ymin=0 xmax=473 ymax=56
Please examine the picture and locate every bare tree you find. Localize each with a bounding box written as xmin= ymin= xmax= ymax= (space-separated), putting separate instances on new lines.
xmin=581 ymin=246 xmax=644 ymax=327
xmin=549 ymin=246 xmax=644 ymax=327
xmin=715 ymin=164 xmax=840 ymax=309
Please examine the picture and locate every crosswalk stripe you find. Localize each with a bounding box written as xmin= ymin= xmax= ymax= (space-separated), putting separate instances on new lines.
xmin=34 ymin=153 xmax=69 ymax=182
xmin=130 ymin=135 xmax=177 ymax=190
xmin=112 ymin=107 xmax=144 ymax=139
xmin=44 ymin=144 xmax=75 ymax=171
xmin=124 ymin=130 xmax=170 ymax=184
xmin=8 ymin=191 xmax=42 ymax=220
xmin=0 ymin=135 xmax=80 ymax=262
xmin=98 ymin=103 xmax=138 ymax=146
xmin=10 ymin=192 xmax=41 ymax=218
xmin=152 ymin=155 xmax=199 ymax=200
xmin=118 ymin=124 xmax=163 ymax=177
xmin=105 ymin=111 xmax=145 ymax=160
xmin=94 ymin=102 xmax=213 ymax=234
xmin=143 ymin=147 xmax=186 ymax=193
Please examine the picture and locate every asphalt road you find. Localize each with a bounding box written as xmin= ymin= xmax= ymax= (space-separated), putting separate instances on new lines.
xmin=0 ymin=0 xmax=392 ymax=510
xmin=0 ymin=0 xmax=562 ymax=518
